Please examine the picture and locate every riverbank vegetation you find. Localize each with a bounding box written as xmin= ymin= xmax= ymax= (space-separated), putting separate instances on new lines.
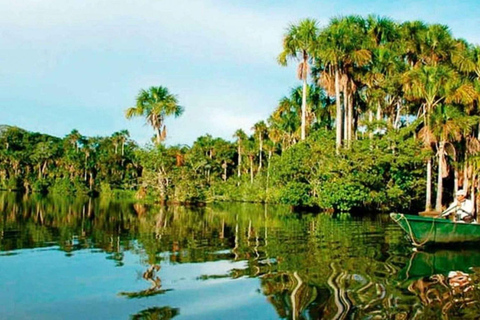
xmin=1 ymin=15 xmax=480 ymax=213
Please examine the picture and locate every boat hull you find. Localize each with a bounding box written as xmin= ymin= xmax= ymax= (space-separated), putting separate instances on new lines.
xmin=390 ymin=213 xmax=480 ymax=246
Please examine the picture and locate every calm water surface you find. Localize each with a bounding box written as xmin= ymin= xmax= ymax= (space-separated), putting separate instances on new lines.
xmin=1 ymin=192 xmax=480 ymax=319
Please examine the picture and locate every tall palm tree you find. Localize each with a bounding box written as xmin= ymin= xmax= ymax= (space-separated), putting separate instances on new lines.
xmin=270 ymin=96 xmax=301 ymax=150
xmin=425 ymin=105 xmax=476 ymax=211
xmin=233 ymin=129 xmax=247 ymax=178
xmin=252 ymin=121 xmax=268 ymax=172
xmin=65 ymin=129 xmax=84 ymax=153
xmin=404 ymin=65 xmax=476 ymax=210
xmin=278 ymin=18 xmax=319 ymax=141
xmin=398 ymin=21 xmax=428 ymax=67
xmin=289 ymin=85 xmax=332 ymax=131
xmin=360 ymin=16 xmax=401 ymax=132
xmin=125 ymin=86 xmax=184 ymax=145
xmin=454 ymin=43 xmax=480 ymax=79
xmin=317 ymin=16 xmax=371 ymax=150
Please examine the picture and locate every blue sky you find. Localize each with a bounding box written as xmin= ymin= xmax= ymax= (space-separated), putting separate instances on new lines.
xmin=1 ymin=0 xmax=479 ymax=146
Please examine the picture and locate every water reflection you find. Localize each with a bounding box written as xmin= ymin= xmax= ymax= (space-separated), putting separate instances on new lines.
xmin=398 ymin=249 xmax=480 ymax=319
xmin=119 ymin=264 xmax=171 ymax=298
xmin=1 ymin=192 xmax=480 ymax=319
xmin=131 ymin=306 xmax=179 ymax=320
xmin=401 ymin=249 xmax=480 ymax=280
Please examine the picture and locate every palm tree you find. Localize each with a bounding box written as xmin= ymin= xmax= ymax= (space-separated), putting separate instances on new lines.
xmin=65 ymin=129 xmax=84 ymax=153
xmin=233 ymin=129 xmax=247 ymax=178
xmin=426 ymin=105 xmax=476 ymax=211
xmin=404 ymin=65 xmax=476 ymax=210
xmin=118 ymin=130 xmax=130 ymax=156
xmin=252 ymin=121 xmax=268 ymax=172
xmin=398 ymin=21 xmax=428 ymax=67
xmin=244 ymin=139 xmax=256 ymax=184
xmin=317 ymin=16 xmax=371 ymax=150
xmin=278 ymin=18 xmax=319 ymax=141
xmin=264 ymin=139 xmax=276 ymax=192
xmin=125 ymin=86 xmax=184 ymax=145
xmin=360 ymin=16 xmax=401 ymax=132
xmin=270 ymin=97 xmax=301 ymax=150
xmin=453 ymin=43 xmax=480 ymax=79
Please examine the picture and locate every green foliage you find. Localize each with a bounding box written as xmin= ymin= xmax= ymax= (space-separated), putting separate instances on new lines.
xmin=50 ymin=178 xmax=89 ymax=196
xmin=265 ymin=129 xmax=426 ymax=211
xmin=317 ymin=179 xmax=369 ymax=211
xmin=31 ymin=179 xmax=50 ymax=194
xmin=0 ymin=127 xmax=137 ymax=196
xmin=211 ymin=177 xmax=266 ymax=203
xmin=1 ymin=177 xmax=23 ymax=191
xmin=99 ymin=182 xmax=114 ymax=197
xmin=279 ymin=181 xmax=312 ymax=206
xmin=171 ymin=171 xmax=207 ymax=203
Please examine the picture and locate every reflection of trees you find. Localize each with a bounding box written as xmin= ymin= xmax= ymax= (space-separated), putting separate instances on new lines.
xmin=407 ymin=270 xmax=480 ymax=318
xmin=4 ymin=193 xmax=480 ymax=318
xmin=119 ymin=264 xmax=171 ymax=298
xmin=130 ymin=306 xmax=179 ymax=320
xmin=0 ymin=192 xmax=139 ymax=256
xmin=261 ymin=271 xmax=329 ymax=320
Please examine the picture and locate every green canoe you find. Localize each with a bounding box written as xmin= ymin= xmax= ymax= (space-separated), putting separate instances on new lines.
xmin=390 ymin=213 xmax=480 ymax=246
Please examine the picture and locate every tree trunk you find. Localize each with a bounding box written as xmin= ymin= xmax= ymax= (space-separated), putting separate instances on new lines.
xmin=158 ymin=171 xmax=167 ymax=202
xmin=343 ymin=87 xmax=348 ymax=145
xmin=237 ymin=145 xmax=241 ymax=178
xmin=454 ymin=167 xmax=459 ymax=195
xmin=464 ymin=160 xmax=470 ymax=192
xmin=301 ymin=74 xmax=307 ymax=141
xmin=266 ymin=150 xmax=272 ymax=193
xmin=347 ymin=91 xmax=353 ymax=145
xmin=223 ymin=160 xmax=227 ymax=182
xmin=155 ymin=126 xmax=162 ymax=145
xmin=343 ymin=87 xmax=348 ymax=142
xmin=394 ymin=101 xmax=401 ymax=129
xmin=376 ymin=102 xmax=381 ymax=121
xmin=250 ymin=156 xmax=254 ymax=184
xmin=426 ymin=158 xmax=432 ymax=211
xmin=84 ymin=154 xmax=88 ymax=181
xmin=41 ymin=161 xmax=48 ymax=178
xmin=258 ymin=137 xmax=263 ymax=172
xmin=472 ymin=173 xmax=477 ymax=220
xmin=435 ymin=142 xmax=445 ymax=211
xmin=89 ymin=172 xmax=94 ymax=191
xmin=335 ymin=68 xmax=342 ymax=153
xmin=369 ymin=110 xmax=374 ymax=139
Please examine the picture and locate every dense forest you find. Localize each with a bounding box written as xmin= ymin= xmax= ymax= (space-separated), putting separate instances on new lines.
xmin=1 ymin=15 xmax=480 ymax=213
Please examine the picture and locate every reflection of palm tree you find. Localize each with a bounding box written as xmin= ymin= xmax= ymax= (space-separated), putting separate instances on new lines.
xmin=232 ymin=216 xmax=239 ymax=260
xmin=260 ymin=271 xmax=321 ymax=320
xmin=143 ymin=264 xmax=161 ymax=288
xmin=327 ymin=262 xmax=352 ymax=319
xmin=130 ymin=306 xmax=179 ymax=320
xmin=290 ymin=271 xmax=303 ymax=320
xmin=119 ymin=264 xmax=169 ymax=298
xmin=407 ymin=270 xmax=476 ymax=315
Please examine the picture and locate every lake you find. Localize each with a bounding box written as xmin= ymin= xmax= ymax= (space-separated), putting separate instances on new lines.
xmin=1 ymin=192 xmax=480 ymax=319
